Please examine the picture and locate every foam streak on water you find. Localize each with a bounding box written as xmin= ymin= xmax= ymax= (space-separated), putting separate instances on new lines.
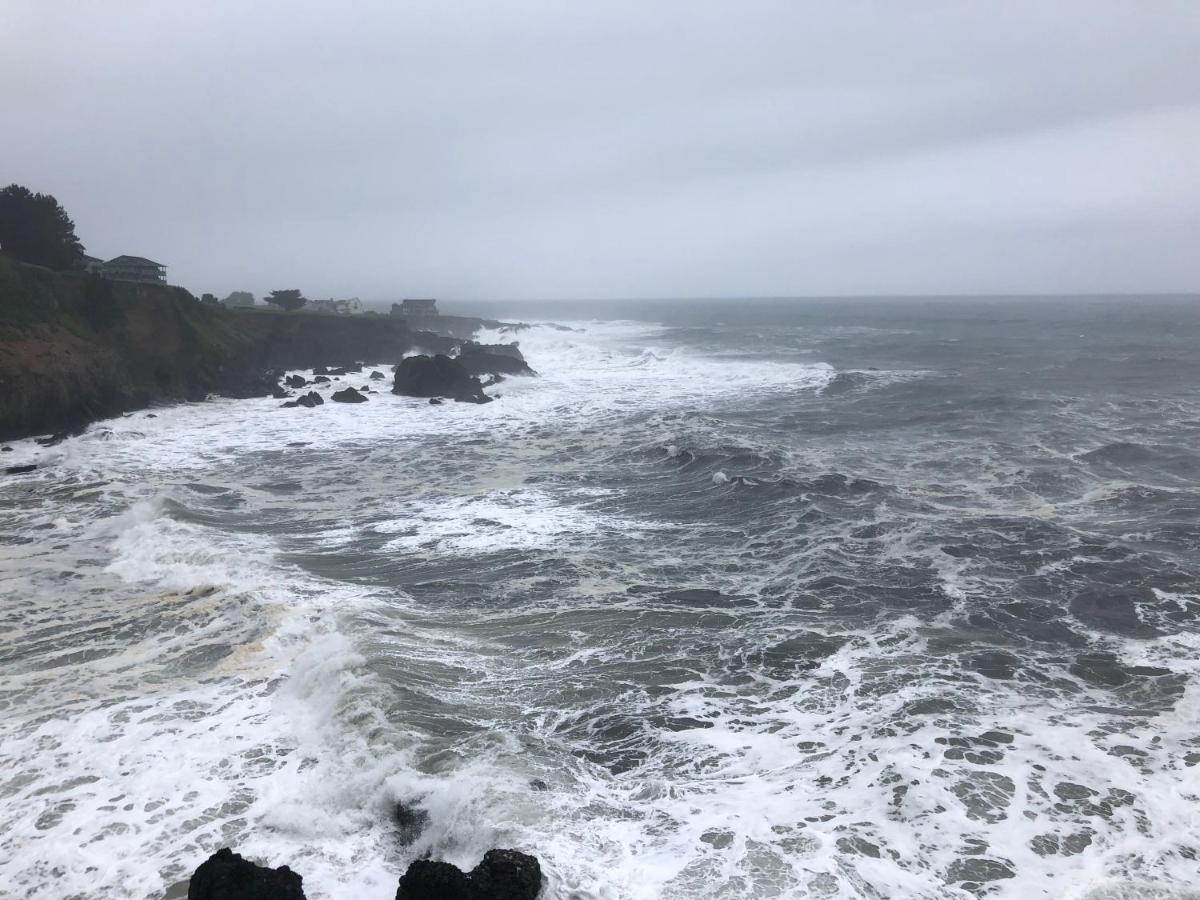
xmin=2 ymin=301 xmax=1199 ymax=899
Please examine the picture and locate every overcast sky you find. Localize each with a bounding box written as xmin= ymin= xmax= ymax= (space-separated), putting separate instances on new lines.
xmin=4 ymin=1 xmax=1199 ymax=300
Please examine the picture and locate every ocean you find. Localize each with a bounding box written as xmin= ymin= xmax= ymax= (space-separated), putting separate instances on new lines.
xmin=2 ymin=296 xmax=1199 ymax=899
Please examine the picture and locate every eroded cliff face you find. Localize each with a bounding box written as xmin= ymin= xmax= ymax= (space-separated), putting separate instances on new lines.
xmin=0 ymin=256 xmax=452 ymax=440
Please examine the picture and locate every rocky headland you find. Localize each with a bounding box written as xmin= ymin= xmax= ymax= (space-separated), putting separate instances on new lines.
xmin=0 ymin=255 xmax=529 ymax=442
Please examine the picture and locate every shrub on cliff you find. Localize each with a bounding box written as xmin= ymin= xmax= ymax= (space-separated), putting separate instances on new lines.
xmin=0 ymin=184 xmax=85 ymax=271
xmin=81 ymin=274 xmax=119 ymax=330
xmin=265 ymin=289 xmax=307 ymax=312
xmin=222 ymin=290 xmax=256 ymax=308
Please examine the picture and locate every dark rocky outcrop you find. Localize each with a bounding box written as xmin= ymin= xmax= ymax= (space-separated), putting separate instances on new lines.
xmin=0 ymin=255 xmax=479 ymax=441
xmin=395 ymin=850 xmax=541 ymax=900
xmin=5 ymin=463 xmax=37 ymax=475
xmin=392 ymin=312 xmax=518 ymax=341
xmin=284 ymin=374 xmax=308 ymax=389
xmin=312 ymin=375 xmax=330 ymax=384
xmin=468 ymin=342 xmax=525 ymax=361
xmin=470 ymin=850 xmax=543 ymax=899
xmin=187 ymin=847 xmax=306 ymax=900
xmin=331 ymin=387 xmax=367 ymax=403
xmin=396 ymin=861 xmax=472 ymax=899
xmin=393 ymin=355 xmax=491 ymax=404
xmin=456 ymin=342 xmax=534 ymax=378
xmin=282 ymin=391 xmax=324 ymax=409
xmin=183 ymin=843 xmax=539 ymax=900
xmin=370 ymin=370 xmax=386 ymax=381
xmin=219 ymin=369 xmax=287 ymax=400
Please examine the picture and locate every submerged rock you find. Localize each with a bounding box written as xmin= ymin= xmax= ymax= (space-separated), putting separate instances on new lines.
xmin=394 ymin=800 xmax=430 ymax=846
xmin=331 ymin=387 xmax=368 ymax=403
xmin=4 ymin=463 xmax=37 ymax=475
xmin=312 ymin=375 xmax=331 ymax=384
xmin=394 ymin=354 xmax=490 ymax=403
xmin=295 ymin=391 xmax=324 ymax=408
xmin=1070 ymin=651 xmax=1171 ymax=687
xmin=187 ymin=847 xmax=306 ymax=900
xmin=963 ymin=649 xmax=1022 ymax=680
xmin=395 ymin=849 xmax=541 ymax=900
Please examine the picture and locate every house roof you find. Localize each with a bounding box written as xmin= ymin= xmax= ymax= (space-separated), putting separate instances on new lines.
xmin=105 ymin=255 xmax=165 ymax=268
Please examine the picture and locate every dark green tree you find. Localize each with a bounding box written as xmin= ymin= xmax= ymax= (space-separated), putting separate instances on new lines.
xmin=0 ymin=184 xmax=85 ymax=270
xmin=264 ymin=289 xmax=307 ymax=311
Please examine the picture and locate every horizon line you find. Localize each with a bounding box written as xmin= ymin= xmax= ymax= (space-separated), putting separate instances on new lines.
xmin=353 ymin=290 xmax=1200 ymax=305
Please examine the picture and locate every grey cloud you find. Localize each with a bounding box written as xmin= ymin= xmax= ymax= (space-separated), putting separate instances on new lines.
xmin=3 ymin=0 xmax=1198 ymax=299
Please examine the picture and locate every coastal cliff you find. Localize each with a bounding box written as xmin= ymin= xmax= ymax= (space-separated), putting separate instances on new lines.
xmin=0 ymin=256 xmax=462 ymax=441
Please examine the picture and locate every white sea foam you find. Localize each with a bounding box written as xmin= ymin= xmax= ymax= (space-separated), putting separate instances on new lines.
xmin=2 ymin=317 xmax=1197 ymax=899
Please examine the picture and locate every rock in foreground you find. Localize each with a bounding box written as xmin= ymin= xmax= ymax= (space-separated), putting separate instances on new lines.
xmin=395 ymin=849 xmax=541 ymax=900
xmin=393 ymin=355 xmax=491 ymax=404
xmin=470 ymin=850 xmax=543 ymax=899
xmin=188 ymin=848 xmax=306 ymax=900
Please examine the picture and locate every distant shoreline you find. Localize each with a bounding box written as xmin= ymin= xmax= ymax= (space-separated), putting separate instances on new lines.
xmin=0 ymin=256 xmax=513 ymax=443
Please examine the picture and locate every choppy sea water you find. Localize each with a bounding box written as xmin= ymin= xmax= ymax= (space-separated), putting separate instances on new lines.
xmin=2 ymin=297 xmax=1200 ymax=900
